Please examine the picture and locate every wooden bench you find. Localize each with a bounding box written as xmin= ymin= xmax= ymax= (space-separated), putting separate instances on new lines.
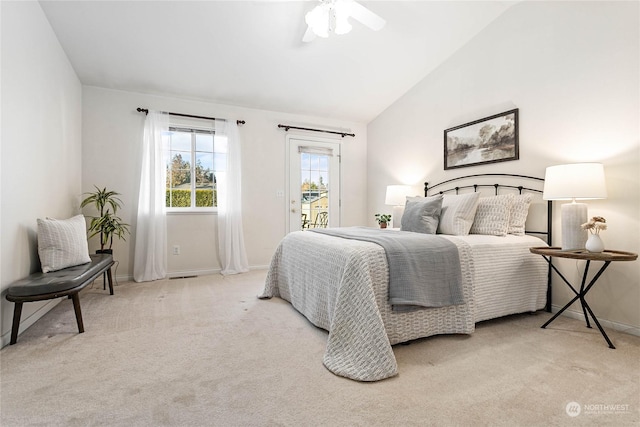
xmin=5 ymin=254 xmax=114 ymax=345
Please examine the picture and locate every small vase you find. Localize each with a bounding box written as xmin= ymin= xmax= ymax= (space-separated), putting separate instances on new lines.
xmin=585 ymin=234 xmax=604 ymax=253
xmin=380 ymin=222 xmax=387 ymax=229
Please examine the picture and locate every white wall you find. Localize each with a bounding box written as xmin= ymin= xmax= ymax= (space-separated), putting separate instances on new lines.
xmin=368 ymin=1 xmax=640 ymax=333
xmin=82 ymin=87 xmax=368 ymax=279
xmin=1 ymin=1 xmax=83 ymax=345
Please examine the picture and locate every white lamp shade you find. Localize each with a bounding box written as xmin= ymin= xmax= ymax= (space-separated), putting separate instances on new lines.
xmin=385 ymin=185 xmax=412 ymax=206
xmin=543 ymin=163 xmax=607 ymax=200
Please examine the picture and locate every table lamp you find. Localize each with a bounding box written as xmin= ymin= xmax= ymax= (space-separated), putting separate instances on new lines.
xmin=385 ymin=185 xmax=412 ymax=228
xmin=543 ymin=163 xmax=607 ymax=250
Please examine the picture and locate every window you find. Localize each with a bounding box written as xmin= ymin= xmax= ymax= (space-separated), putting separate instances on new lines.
xmin=300 ymin=149 xmax=330 ymax=229
xmin=165 ymin=127 xmax=227 ymax=211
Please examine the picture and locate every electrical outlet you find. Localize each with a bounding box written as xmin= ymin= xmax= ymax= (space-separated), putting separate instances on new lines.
xmin=172 ymin=245 xmax=180 ymax=255
xmin=276 ymin=190 xmax=284 ymax=198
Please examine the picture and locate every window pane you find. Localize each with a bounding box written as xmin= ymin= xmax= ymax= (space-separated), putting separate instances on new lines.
xmin=310 ymin=154 xmax=321 ymax=170
xmin=318 ymin=156 xmax=329 ymax=171
xmin=319 ymin=172 xmax=328 ymax=188
xmin=170 ymin=132 xmax=191 ymax=151
xmin=170 ymin=151 xmax=191 ymax=169
xmin=169 ymin=152 xmax=191 ymax=187
xmin=168 ymin=174 xmax=191 ymax=208
xmin=196 ymin=133 xmax=214 ymax=152
xmin=196 ymin=152 xmax=214 ymax=171
xmin=309 ymin=171 xmax=321 ymax=186
xmin=165 ymin=128 xmax=218 ymax=209
xmin=195 ymin=188 xmax=214 ymax=207
xmin=195 ymin=153 xmax=214 ymax=187
xmin=301 ymin=153 xmax=311 ymax=170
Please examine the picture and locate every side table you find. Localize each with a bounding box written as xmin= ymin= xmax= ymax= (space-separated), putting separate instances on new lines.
xmin=529 ymin=246 xmax=638 ymax=349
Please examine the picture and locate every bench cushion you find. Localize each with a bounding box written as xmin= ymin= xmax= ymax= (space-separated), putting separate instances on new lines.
xmin=7 ymin=254 xmax=113 ymax=298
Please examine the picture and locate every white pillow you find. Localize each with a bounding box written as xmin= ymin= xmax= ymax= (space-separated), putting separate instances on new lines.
xmin=470 ymin=194 xmax=512 ymax=236
xmin=37 ymin=215 xmax=91 ymax=273
xmin=508 ymin=193 xmax=533 ymax=236
xmin=436 ymin=192 xmax=481 ymax=235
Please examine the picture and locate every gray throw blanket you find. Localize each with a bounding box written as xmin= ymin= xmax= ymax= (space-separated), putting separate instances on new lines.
xmin=310 ymin=227 xmax=464 ymax=311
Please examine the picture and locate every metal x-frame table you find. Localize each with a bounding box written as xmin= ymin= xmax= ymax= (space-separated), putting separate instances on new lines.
xmin=530 ymin=247 xmax=637 ymax=349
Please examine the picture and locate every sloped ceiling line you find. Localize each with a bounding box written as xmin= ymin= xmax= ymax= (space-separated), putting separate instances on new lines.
xmin=39 ymin=1 xmax=515 ymax=123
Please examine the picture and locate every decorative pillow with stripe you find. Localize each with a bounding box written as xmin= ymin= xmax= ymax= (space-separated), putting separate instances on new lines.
xmin=470 ymin=194 xmax=513 ymax=236
xmin=37 ymin=215 xmax=91 ymax=273
xmin=508 ymin=193 xmax=533 ymax=236
xmin=436 ymin=192 xmax=481 ymax=236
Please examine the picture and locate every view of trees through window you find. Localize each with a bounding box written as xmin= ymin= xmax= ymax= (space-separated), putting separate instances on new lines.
xmin=166 ymin=129 xmax=223 ymax=209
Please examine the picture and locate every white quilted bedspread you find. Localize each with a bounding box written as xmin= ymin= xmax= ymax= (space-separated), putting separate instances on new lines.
xmin=260 ymin=231 xmax=475 ymax=382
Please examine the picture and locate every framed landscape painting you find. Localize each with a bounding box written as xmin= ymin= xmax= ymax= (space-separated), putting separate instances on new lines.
xmin=444 ymin=109 xmax=519 ymax=170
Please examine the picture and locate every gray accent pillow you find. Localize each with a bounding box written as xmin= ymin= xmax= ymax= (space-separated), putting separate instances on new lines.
xmin=37 ymin=215 xmax=91 ymax=273
xmin=400 ymin=194 xmax=443 ymax=234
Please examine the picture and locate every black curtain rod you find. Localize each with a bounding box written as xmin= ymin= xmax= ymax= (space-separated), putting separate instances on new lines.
xmin=278 ymin=124 xmax=355 ymax=138
xmin=136 ymin=108 xmax=245 ymax=126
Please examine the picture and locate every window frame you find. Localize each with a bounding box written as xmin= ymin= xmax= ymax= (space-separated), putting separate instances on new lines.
xmin=165 ymin=125 xmax=219 ymax=214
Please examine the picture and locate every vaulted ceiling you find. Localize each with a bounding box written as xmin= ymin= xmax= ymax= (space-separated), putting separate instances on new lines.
xmin=40 ymin=1 xmax=515 ymax=123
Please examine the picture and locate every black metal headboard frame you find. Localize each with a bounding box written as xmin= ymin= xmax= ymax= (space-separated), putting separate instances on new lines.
xmin=424 ymin=173 xmax=552 ymax=312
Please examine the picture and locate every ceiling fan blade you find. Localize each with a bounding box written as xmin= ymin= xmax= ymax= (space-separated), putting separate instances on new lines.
xmin=348 ymin=1 xmax=386 ymax=31
xmin=302 ymin=26 xmax=317 ymax=43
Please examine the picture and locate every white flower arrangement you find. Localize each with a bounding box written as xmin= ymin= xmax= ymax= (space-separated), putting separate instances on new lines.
xmin=581 ymin=216 xmax=607 ymax=235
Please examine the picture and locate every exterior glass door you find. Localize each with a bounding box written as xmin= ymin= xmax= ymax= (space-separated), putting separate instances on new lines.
xmin=288 ymin=138 xmax=340 ymax=232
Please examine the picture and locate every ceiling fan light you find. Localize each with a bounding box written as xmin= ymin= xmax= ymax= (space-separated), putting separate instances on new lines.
xmin=305 ymin=5 xmax=330 ymax=38
xmin=332 ymin=1 xmax=352 ymax=35
xmin=334 ymin=13 xmax=352 ymax=35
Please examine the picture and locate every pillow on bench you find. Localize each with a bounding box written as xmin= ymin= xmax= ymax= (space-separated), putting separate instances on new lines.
xmin=37 ymin=215 xmax=91 ymax=273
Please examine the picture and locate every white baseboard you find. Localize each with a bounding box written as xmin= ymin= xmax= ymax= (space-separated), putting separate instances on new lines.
xmin=166 ymin=265 xmax=270 ymax=279
xmin=167 ymin=268 xmax=220 ymax=279
xmin=146 ymin=265 xmax=269 ymax=281
xmin=551 ymin=304 xmax=640 ymax=337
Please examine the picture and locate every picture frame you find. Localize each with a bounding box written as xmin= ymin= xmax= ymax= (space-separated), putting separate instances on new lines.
xmin=444 ymin=109 xmax=519 ymax=170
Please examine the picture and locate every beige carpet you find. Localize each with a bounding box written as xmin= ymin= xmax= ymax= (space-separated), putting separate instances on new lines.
xmin=1 ymin=269 xmax=638 ymax=426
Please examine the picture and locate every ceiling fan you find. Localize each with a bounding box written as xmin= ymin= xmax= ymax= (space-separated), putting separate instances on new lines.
xmin=302 ymin=0 xmax=386 ymax=42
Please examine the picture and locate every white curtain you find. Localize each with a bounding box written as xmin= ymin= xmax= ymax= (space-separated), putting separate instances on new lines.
xmin=133 ymin=111 xmax=169 ymax=282
xmin=215 ymin=119 xmax=249 ymax=275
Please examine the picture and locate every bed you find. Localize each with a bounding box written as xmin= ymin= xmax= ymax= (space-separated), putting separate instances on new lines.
xmin=260 ymin=174 xmax=552 ymax=381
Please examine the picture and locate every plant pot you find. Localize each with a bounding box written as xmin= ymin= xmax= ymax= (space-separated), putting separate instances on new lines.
xmin=96 ymin=249 xmax=113 ymax=255
xmin=379 ymin=223 xmax=387 ymax=229
xmin=585 ymin=234 xmax=604 ymax=253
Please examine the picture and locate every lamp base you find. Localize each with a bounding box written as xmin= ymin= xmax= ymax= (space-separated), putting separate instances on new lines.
xmin=561 ymin=202 xmax=588 ymax=250
xmin=392 ymin=205 xmax=404 ymax=229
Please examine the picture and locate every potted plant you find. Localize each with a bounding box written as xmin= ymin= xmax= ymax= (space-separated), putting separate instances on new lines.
xmin=374 ymin=213 xmax=392 ymax=229
xmin=80 ymin=186 xmax=130 ymax=253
